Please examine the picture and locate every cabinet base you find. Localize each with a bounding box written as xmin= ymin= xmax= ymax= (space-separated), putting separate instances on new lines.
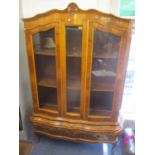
xmin=31 ymin=113 xmax=122 ymax=143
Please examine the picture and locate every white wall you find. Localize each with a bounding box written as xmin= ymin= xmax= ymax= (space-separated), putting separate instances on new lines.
xmin=110 ymin=0 xmax=120 ymax=15
xmin=19 ymin=0 xmax=36 ymax=141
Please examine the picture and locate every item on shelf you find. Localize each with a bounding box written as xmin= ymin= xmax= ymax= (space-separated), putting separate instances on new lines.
xmin=92 ymin=69 xmax=116 ymax=77
xmin=42 ymin=37 xmax=55 ymax=49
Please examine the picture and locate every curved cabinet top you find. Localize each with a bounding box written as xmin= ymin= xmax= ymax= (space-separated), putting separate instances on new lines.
xmin=23 ymin=3 xmax=133 ymax=31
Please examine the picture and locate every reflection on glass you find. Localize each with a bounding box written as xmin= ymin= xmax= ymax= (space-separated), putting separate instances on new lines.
xmin=35 ymin=56 xmax=56 ymax=87
xmin=67 ymin=90 xmax=80 ymax=113
xmin=93 ymin=29 xmax=120 ymax=58
xmin=66 ymin=26 xmax=82 ymax=57
xmin=66 ymin=26 xmax=82 ymax=113
xmin=32 ymin=28 xmax=58 ymax=110
xmin=90 ymin=29 xmax=121 ymax=116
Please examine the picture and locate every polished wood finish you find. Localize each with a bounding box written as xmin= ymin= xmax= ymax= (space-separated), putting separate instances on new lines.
xmin=23 ymin=3 xmax=133 ymax=143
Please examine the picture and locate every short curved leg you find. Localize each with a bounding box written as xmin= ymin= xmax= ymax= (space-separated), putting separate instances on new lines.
xmin=35 ymin=133 xmax=41 ymax=144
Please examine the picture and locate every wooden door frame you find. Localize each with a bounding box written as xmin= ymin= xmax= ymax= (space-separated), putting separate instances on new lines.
xmin=60 ymin=15 xmax=88 ymax=119
xmin=85 ymin=21 xmax=130 ymax=122
xmin=25 ymin=22 xmax=61 ymax=116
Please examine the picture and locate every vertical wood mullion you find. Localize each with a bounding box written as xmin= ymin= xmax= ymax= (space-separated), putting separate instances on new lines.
xmin=84 ymin=22 xmax=94 ymax=119
xmin=59 ymin=21 xmax=67 ymax=117
xmin=26 ymin=31 xmax=40 ymax=112
xmin=81 ymin=21 xmax=89 ymax=119
xmin=55 ymin=23 xmax=61 ymax=116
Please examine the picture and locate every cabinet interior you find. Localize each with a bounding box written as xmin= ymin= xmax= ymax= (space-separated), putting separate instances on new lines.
xmin=32 ymin=21 xmax=121 ymax=117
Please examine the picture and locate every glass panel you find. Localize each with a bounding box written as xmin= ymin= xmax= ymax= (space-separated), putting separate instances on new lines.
xmin=90 ymin=29 xmax=121 ymax=116
xmin=90 ymin=92 xmax=113 ymax=115
xmin=38 ymin=87 xmax=57 ymax=110
xmin=33 ymin=28 xmax=56 ymax=55
xmin=66 ymin=26 xmax=82 ymax=57
xmin=66 ymin=26 xmax=82 ymax=113
xmin=32 ymin=28 xmax=58 ymax=110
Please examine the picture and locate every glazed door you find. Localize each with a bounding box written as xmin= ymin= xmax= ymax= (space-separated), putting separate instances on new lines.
xmin=30 ymin=22 xmax=61 ymax=115
xmin=86 ymin=22 xmax=122 ymax=121
xmin=65 ymin=26 xmax=82 ymax=115
xmin=61 ymin=16 xmax=88 ymax=118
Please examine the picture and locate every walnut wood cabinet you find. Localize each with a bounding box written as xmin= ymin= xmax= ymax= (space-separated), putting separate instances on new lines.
xmin=23 ymin=3 xmax=133 ymax=143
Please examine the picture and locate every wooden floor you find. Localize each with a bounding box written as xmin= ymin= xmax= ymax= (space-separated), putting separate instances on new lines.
xmin=19 ymin=141 xmax=33 ymax=155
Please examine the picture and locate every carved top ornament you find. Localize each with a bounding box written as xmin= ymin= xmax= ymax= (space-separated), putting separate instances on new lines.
xmin=67 ymin=3 xmax=79 ymax=14
xmin=23 ymin=2 xmax=133 ymax=31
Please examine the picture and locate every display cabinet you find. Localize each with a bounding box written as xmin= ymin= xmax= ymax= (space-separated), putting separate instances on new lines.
xmin=23 ymin=3 xmax=133 ymax=143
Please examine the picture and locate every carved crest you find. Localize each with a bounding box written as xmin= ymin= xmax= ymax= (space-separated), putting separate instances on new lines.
xmin=67 ymin=3 xmax=79 ymax=14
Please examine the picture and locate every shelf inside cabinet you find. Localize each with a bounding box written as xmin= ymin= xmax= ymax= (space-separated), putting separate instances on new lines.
xmin=89 ymin=109 xmax=112 ymax=116
xmin=93 ymin=52 xmax=118 ymax=59
xmin=91 ymin=82 xmax=114 ymax=92
xmin=67 ymin=107 xmax=80 ymax=113
xmin=38 ymin=79 xmax=57 ymax=88
xmin=40 ymin=103 xmax=57 ymax=110
xmin=35 ymin=49 xmax=56 ymax=56
xmin=66 ymin=51 xmax=118 ymax=59
xmin=66 ymin=51 xmax=81 ymax=58
xmin=66 ymin=79 xmax=114 ymax=91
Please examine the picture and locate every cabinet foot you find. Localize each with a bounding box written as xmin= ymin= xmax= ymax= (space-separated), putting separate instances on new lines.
xmin=35 ymin=134 xmax=41 ymax=144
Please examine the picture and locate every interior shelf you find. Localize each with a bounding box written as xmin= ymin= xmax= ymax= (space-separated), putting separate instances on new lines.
xmin=66 ymin=51 xmax=81 ymax=57
xmin=37 ymin=78 xmax=114 ymax=92
xmin=89 ymin=109 xmax=112 ymax=116
xmin=93 ymin=52 xmax=118 ymax=59
xmin=91 ymin=82 xmax=114 ymax=92
xmin=66 ymin=79 xmax=114 ymax=91
xmin=40 ymin=103 xmax=57 ymax=110
xmin=35 ymin=49 xmax=55 ymax=56
xmin=67 ymin=107 xmax=80 ymax=113
xmin=35 ymin=50 xmax=81 ymax=57
xmin=38 ymin=79 xmax=57 ymax=88
xmin=66 ymin=52 xmax=118 ymax=59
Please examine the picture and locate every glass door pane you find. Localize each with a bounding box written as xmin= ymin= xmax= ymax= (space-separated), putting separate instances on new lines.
xmin=32 ymin=28 xmax=58 ymax=110
xmin=66 ymin=26 xmax=82 ymax=113
xmin=90 ymin=28 xmax=121 ymax=116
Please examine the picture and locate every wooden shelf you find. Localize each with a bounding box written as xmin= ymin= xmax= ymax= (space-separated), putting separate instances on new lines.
xmin=67 ymin=107 xmax=80 ymax=113
xmin=38 ymin=79 xmax=57 ymax=88
xmin=34 ymin=50 xmax=117 ymax=59
xmin=35 ymin=49 xmax=56 ymax=56
xmin=38 ymin=79 xmax=113 ymax=92
xmin=91 ymin=82 xmax=114 ymax=92
xmin=66 ymin=51 xmax=118 ymax=59
xmin=67 ymin=51 xmax=81 ymax=58
xmin=89 ymin=109 xmax=112 ymax=116
xmin=40 ymin=103 xmax=57 ymax=110
xmin=93 ymin=52 xmax=118 ymax=59
xmin=66 ymin=80 xmax=113 ymax=92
